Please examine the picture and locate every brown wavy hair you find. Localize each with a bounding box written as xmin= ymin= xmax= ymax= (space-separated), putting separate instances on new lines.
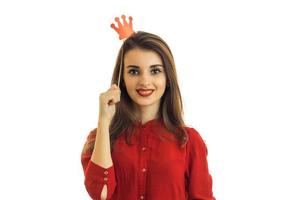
xmin=82 ymin=31 xmax=188 ymax=155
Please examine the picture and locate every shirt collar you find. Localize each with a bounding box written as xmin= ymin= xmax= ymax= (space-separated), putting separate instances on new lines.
xmin=133 ymin=117 xmax=163 ymax=130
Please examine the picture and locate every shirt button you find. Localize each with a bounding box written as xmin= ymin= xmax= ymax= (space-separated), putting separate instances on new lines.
xmin=142 ymin=147 xmax=146 ymax=151
xmin=103 ymin=177 xmax=108 ymax=181
xmin=142 ymin=168 xmax=146 ymax=172
xmin=140 ymin=195 xmax=144 ymax=199
xmin=104 ymin=171 xmax=108 ymax=175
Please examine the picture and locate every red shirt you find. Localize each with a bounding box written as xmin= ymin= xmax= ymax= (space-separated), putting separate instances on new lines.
xmin=81 ymin=118 xmax=215 ymax=200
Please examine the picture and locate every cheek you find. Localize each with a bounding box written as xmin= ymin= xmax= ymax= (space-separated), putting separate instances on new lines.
xmin=123 ymin=75 xmax=133 ymax=86
xmin=157 ymin=76 xmax=167 ymax=88
xmin=124 ymin=77 xmax=137 ymax=93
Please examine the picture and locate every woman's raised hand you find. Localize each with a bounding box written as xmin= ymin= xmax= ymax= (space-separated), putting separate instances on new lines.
xmin=99 ymin=84 xmax=121 ymax=123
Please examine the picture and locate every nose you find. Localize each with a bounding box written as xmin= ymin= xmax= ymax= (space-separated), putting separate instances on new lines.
xmin=138 ymin=71 xmax=151 ymax=86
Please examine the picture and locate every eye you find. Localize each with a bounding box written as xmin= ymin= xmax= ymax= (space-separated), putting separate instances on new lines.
xmin=128 ymin=69 xmax=139 ymax=75
xmin=151 ymin=68 xmax=162 ymax=74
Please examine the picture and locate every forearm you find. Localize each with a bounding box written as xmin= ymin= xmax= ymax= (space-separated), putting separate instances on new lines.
xmin=91 ymin=117 xmax=113 ymax=168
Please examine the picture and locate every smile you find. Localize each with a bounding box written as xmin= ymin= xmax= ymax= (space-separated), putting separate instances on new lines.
xmin=136 ymin=89 xmax=154 ymax=97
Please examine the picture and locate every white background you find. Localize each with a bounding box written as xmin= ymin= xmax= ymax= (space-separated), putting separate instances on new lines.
xmin=0 ymin=0 xmax=299 ymax=199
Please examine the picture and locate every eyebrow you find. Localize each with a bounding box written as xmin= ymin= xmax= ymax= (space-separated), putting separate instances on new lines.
xmin=126 ymin=64 xmax=163 ymax=69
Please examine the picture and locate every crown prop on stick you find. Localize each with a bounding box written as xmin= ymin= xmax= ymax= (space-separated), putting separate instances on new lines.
xmin=110 ymin=15 xmax=135 ymax=87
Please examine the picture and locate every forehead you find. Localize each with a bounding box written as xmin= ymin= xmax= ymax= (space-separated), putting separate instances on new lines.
xmin=124 ymin=48 xmax=163 ymax=68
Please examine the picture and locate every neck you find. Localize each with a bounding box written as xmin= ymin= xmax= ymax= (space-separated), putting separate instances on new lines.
xmin=134 ymin=103 xmax=160 ymax=124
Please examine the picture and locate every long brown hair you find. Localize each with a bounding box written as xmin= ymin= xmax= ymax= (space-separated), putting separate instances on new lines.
xmin=82 ymin=31 xmax=188 ymax=155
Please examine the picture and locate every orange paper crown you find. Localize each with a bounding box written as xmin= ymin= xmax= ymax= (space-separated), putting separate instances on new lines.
xmin=110 ymin=15 xmax=135 ymax=40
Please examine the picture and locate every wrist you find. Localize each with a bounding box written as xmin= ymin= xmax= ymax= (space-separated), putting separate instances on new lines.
xmin=98 ymin=117 xmax=110 ymax=126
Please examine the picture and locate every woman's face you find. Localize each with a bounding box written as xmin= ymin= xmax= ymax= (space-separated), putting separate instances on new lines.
xmin=123 ymin=48 xmax=167 ymax=109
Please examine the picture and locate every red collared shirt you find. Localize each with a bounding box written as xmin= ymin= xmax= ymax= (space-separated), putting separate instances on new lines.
xmin=81 ymin=119 xmax=215 ymax=200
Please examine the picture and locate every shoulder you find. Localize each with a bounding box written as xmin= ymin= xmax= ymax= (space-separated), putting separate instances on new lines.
xmin=82 ymin=128 xmax=97 ymax=150
xmin=81 ymin=128 xmax=97 ymax=156
xmin=183 ymin=126 xmax=208 ymax=154
xmin=183 ymin=126 xmax=205 ymax=143
xmin=85 ymin=127 xmax=97 ymax=141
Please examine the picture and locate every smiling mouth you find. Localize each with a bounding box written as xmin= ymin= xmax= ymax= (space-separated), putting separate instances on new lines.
xmin=136 ymin=89 xmax=154 ymax=97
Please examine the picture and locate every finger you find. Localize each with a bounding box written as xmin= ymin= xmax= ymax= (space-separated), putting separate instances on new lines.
xmin=106 ymin=84 xmax=117 ymax=92
xmin=110 ymin=91 xmax=121 ymax=102
xmin=107 ymin=88 xmax=121 ymax=96
xmin=109 ymin=84 xmax=119 ymax=90
xmin=108 ymin=87 xmax=121 ymax=95
xmin=112 ymin=84 xmax=120 ymax=90
xmin=104 ymin=92 xmax=120 ymax=105
xmin=107 ymin=96 xmax=120 ymax=105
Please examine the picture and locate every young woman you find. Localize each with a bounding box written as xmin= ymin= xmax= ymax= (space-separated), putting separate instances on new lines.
xmin=81 ymin=31 xmax=215 ymax=200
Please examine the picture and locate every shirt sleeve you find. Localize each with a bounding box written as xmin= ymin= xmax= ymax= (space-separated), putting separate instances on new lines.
xmin=186 ymin=127 xmax=216 ymax=200
xmin=81 ymin=129 xmax=117 ymax=200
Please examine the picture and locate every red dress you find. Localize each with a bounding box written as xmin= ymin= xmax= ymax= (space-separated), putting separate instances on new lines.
xmin=81 ymin=118 xmax=215 ymax=200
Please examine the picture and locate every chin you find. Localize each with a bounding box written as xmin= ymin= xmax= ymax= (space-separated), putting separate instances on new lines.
xmin=134 ymin=99 xmax=157 ymax=106
xmin=133 ymin=95 xmax=161 ymax=107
